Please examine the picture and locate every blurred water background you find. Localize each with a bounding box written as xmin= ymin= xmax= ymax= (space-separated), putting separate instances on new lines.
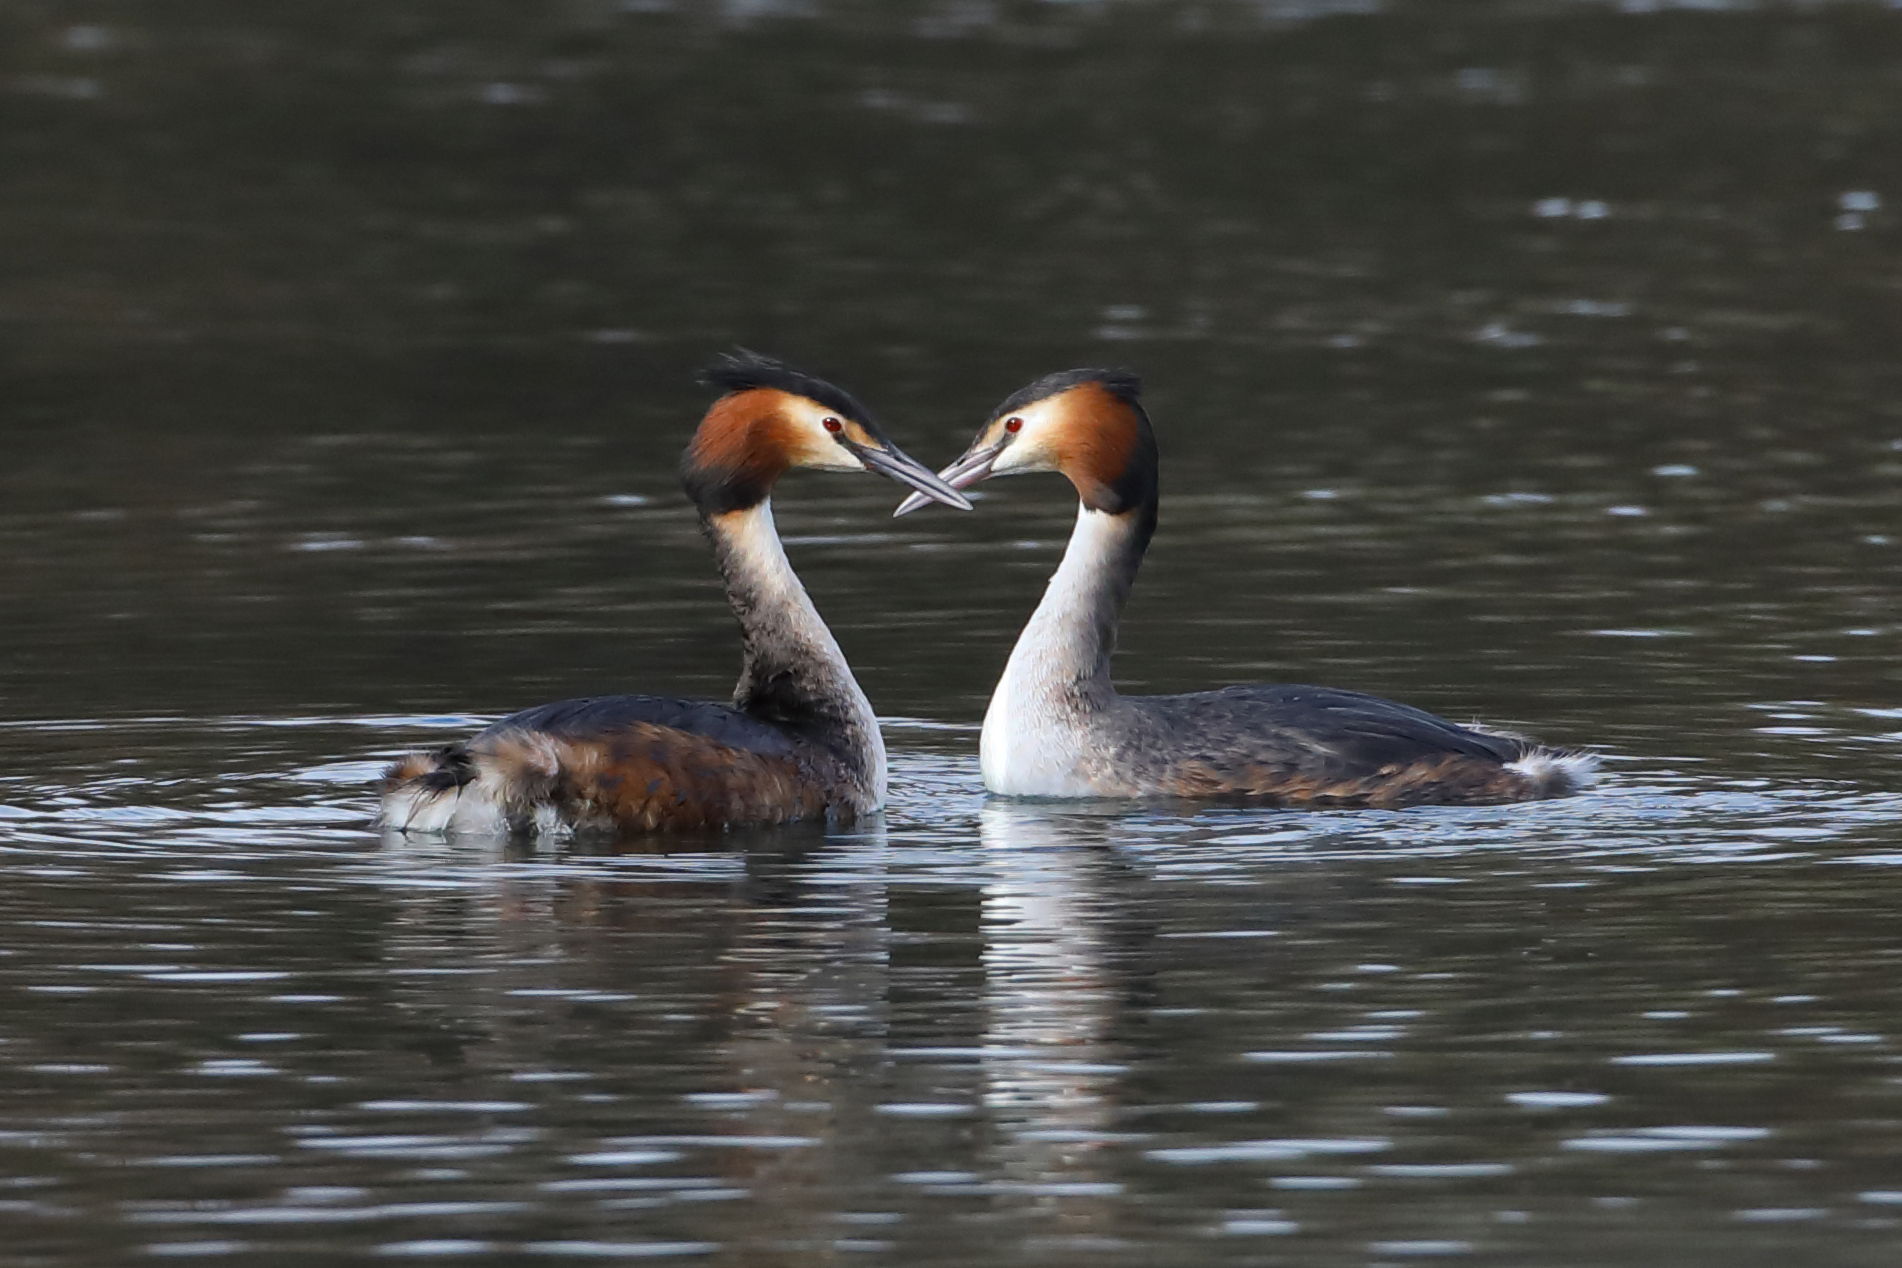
xmin=4 ymin=1 xmax=1902 ymax=1263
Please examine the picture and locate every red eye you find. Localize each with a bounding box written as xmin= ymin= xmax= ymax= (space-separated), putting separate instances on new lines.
xmin=822 ymin=417 xmax=843 ymax=433
xmin=1004 ymin=417 xmax=1023 ymax=433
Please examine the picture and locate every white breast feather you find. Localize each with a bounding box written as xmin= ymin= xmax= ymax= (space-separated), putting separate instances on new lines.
xmin=980 ymin=508 xmax=1126 ymax=797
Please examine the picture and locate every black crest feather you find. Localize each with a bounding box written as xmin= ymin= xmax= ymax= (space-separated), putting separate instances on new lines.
xmin=699 ymin=348 xmax=873 ymax=424
xmin=990 ymin=368 xmax=1142 ymax=421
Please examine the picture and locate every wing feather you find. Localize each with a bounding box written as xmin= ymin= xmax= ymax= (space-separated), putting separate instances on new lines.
xmin=1130 ymin=684 xmax=1535 ymax=805
xmin=451 ymin=695 xmax=836 ymax=830
xmin=481 ymin=695 xmax=802 ymax=759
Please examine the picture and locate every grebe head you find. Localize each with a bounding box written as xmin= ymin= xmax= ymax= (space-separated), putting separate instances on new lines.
xmin=683 ymin=350 xmax=973 ymax=515
xmin=893 ymin=368 xmax=1156 ymax=517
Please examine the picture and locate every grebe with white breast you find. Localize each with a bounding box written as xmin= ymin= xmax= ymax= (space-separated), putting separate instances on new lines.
xmin=895 ymin=369 xmax=1596 ymax=807
xmin=381 ymin=352 xmax=971 ymax=835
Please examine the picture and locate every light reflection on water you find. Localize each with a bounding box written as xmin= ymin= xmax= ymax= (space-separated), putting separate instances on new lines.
xmin=8 ymin=0 xmax=1902 ymax=1262
xmin=4 ymin=717 xmax=1902 ymax=1261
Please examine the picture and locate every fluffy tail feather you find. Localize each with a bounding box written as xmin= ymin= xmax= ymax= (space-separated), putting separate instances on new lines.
xmin=378 ymin=732 xmax=567 ymax=834
xmin=378 ymin=744 xmax=484 ymax=833
xmin=1504 ymin=746 xmax=1601 ymax=799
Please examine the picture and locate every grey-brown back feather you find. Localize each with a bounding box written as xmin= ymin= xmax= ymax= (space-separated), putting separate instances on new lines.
xmin=479 ymin=694 xmax=802 ymax=759
xmin=1145 ymin=684 xmax=1524 ymax=769
xmin=1106 ymin=684 xmax=1536 ymax=800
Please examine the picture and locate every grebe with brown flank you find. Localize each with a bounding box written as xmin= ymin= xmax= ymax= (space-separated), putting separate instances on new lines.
xmin=895 ymin=369 xmax=1596 ymax=808
xmin=380 ymin=351 xmax=971 ymax=836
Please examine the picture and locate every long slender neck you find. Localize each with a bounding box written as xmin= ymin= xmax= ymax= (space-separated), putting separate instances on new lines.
xmin=704 ymin=500 xmax=885 ymax=801
xmin=997 ymin=498 xmax=1155 ymax=713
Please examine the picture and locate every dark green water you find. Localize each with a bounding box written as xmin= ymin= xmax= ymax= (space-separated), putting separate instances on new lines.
xmin=5 ymin=2 xmax=1902 ymax=1264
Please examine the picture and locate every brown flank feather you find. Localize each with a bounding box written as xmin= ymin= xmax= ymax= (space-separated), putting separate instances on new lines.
xmin=1159 ymin=754 xmax=1544 ymax=809
xmin=480 ymin=723 xmax=834 ymax=832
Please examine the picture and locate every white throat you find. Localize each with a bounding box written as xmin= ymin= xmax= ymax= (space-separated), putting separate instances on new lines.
xmin=719 ymin=500 xmax=887 ymax=806
xmin=980 ymin=505 xmax=1131 ymax=796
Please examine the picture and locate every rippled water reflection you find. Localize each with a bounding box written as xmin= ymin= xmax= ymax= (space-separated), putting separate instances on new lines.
xmin=6 ymin=0 xmax=1902 ymax=1263
xmin=7 ymin=722 xmax=1902 ymax=1263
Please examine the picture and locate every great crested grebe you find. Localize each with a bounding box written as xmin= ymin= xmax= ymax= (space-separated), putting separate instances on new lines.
xmin=895 ymin=369 xmax=1597 ymax=808
xmin=380 ymin=352 xmax=971 ymax=835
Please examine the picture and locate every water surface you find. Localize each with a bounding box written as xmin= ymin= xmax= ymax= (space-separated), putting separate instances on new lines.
xmin=4 ymin=2 xmax=1902 ymax=1264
